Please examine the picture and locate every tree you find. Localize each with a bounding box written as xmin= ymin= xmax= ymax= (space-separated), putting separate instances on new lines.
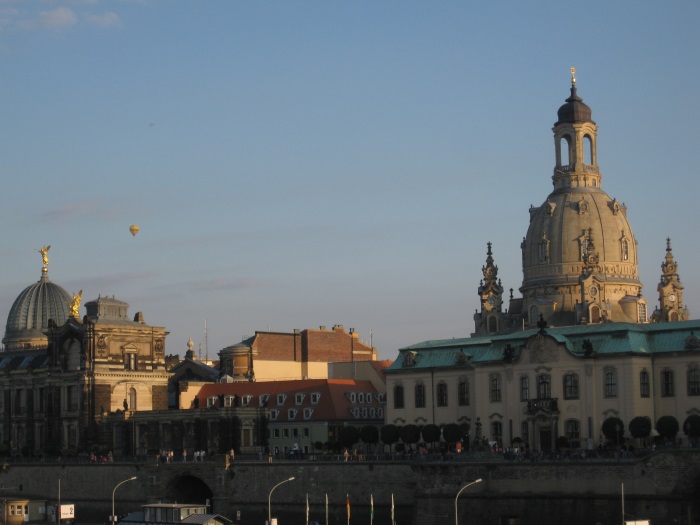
xmin=628 ymin=416 xmax=652 ymax=442
xmin=360 ymin=425 xmax=379 ymax=453
xmin=442 ymin=423 xmax=462 ymax=445
xmin=656 ymin=415 xmax=680 ymax=445
xmin=338 ymin=425 xmax=360 ymax=449
xmin=400 ymin=424 xmax=420 ymax=451
xmin=683 ymin=414 xmax=700 ymax=447
xmin=380 ymin=424 xmax=400 ymax=452
xmin=601 ymin=417 xmax=625 ymax=446
xmin=421 ymin=424 xmax=441 ymax=449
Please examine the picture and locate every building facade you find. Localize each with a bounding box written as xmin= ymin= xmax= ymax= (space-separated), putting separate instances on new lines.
xmin=0 ymin=256 xmax=170 ymax=456
xmin=385 ymin=75 xmax=699 ymax=451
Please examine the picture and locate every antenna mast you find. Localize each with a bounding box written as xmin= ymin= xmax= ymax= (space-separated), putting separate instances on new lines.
xmin=204 ymin=318 xmax=209 ymax=362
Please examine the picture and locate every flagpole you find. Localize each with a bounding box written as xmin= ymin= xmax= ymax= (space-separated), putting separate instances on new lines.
xmin=346 ymin=493 xmax=350 ymax=525
xmin=325 ymin=494 xmax=328 ymax=525
xmin=370 ymin=494 xmax=374 ymax=525
xmin=391 ymin=493 xmax=395 ymax=525
xmin=306 ymin=493 xmax=309 ymax=525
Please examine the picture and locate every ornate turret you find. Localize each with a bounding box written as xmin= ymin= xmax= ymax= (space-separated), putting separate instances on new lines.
xmin=473 ymin=242 xmax=505 ymax=335
xmin=654 ymin=238 xmax=688 ymax=322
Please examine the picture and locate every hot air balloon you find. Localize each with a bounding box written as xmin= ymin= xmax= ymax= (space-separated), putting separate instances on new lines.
xmin=129 ymin=225 xmax=140 ymax=237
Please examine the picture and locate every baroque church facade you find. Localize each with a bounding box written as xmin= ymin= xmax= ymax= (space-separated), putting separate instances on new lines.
xmin=385 ymin=74 xmax=699 ymax=451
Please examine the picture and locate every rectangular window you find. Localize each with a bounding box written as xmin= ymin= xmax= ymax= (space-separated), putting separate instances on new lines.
xmin=605 ymin=371 xmax=617 ymax=398
xmin=564 ymin=374 xmax=579 ymax=400
xmin=273 ymin=429 xmax=280 ymax=438
xmin=458 ymin=381 xmax=469 ymax=406
xmin=640 ymin=371 xmax=650 ymax=398
xmin=394 ymin=386 xmax=404 ymax=409
xmin=662 ymin=370 xmax=675 ymax=397
xmin=283 ymin=428 xmax=289 ymax=438
xmin=689 ymin=369 xmax=700 ymax=396
xmin=436 ymin=383 xmax=448 ymax=407
xmin=303 ymin=428 xmax=310 ymax=437
xmin=521 ymin=421 xmax=529 ymax=444
xmin=490 ymin=377 xmax=501 ymax=403
xmin=520 ymin=376 xmax=529 ymax=401
xmin=415 ymin=385 xmax=425 ymax=408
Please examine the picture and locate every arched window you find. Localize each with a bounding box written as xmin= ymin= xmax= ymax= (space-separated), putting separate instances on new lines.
xmin=491 ymin=421 xmax=503 ymax=443
xmin=590 ymin=305 xmax=601 ymax=323
xmin=584 ymin=135 xmax=593 ymax=165
xmin=670 ymin=311 xmax=679 ymax=322
xmin=458 ymin=379 xmax=469 ymax=406
xmin=537 ymin=374 xmax=551 ymax=399
xmin=393 ymin=385 xmax=404 ymax=409
xmin=565 ymin=419 xmax=581 ymax=442
xmin=621 ymin=237 xmax=629 ymax=261
xmin=529 ymin=306 xmax=538 ymax=326
xmin=520 ymin=376 xmax=529 ymax=401
xmin=563 ymin=373 xmax=579 ymax=399
xmin=129 ymin=387 xmax=137 ymax=412
xmin=604 ymin=370 xmax=617 ymax=398
xmin=415 ymin=384 xmax=425 ymax=408
xmin=437 ymin=382 xmax=448 ymax=407
xmin=488 ymin=316 xmax=498 ymax=333
xmin=559 ymin=136 xmax=572 ymax=166
xmin=661 ymin=369 xmax=675 ymax=397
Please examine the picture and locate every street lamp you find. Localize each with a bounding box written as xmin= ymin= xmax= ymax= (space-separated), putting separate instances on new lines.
xmin=454 ymin=478 xmax=482 ymax=525
xmin=268 ymin=476 xmax=295 ymax=525
xmin=111 ymin=476 xmax=137 ymax=524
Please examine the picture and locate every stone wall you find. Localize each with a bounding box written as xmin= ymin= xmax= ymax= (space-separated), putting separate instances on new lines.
xmin=0 ymin=451 xmax=698 ymax=525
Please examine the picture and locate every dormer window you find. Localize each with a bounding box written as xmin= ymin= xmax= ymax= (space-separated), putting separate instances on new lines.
xmin=346 ymin=392 xmax=357 ymax=404
xmin=403 ymin=352 xmax=416 ymax=367
xmin=310 ymin=393 xmax=321 ymax=404
xmin=259 ymin=394 xmax=270 ymax=407
xmin=288 ymin=409 xmax=298 ymax=419
xmin=224 ymin=395 xmax=235 ymax=408
xmin=295 ymin=393 xmax=305 ymax=405
xmin=303 ymin=408 xmax=314 ymax=420
xmin=241 ymin=395 xmax=253 ymax=407
xmin=276 ymin=394 xmax=287 ymax=405
xmin=207 ymin=396 xmax=217 ymax=408
xmin=269 ymin=409 xmax=279 ymax=420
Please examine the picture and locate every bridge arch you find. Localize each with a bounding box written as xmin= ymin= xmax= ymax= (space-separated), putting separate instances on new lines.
xmin=165 ymin=474 xmax=214 ymax=505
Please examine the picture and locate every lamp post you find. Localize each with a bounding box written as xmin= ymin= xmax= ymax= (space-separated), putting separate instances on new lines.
xmin=111 ymin=476 xmax=137 ymax=524
xmin=454 ymin=478 xmax=482 ymax=525
xmin=268 ymin=476 xmax=295 ymax=525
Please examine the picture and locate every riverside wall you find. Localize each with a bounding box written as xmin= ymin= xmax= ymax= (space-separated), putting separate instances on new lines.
xmin=0 ymin=451 xmax=698 ymax=525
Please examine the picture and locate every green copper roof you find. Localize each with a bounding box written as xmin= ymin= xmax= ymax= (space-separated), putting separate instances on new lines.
xmin=385 ymin=320 xmax=700 ymax=372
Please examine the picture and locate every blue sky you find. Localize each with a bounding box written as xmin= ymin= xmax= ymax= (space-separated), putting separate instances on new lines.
xmin=1 ymin=1 xmax=699 ymax=361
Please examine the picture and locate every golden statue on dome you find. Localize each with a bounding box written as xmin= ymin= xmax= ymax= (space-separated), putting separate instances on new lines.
xmin=69 ymin=290 xmax=82 ymax=318
xmin=38 ymin=245 xmax=51 ymax=272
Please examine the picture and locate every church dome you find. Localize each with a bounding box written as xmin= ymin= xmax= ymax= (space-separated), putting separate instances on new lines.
xmin=3 ymin=268 xmax=72 ymax=350
xmin=520 ymin=78 xmax=644 ymax=326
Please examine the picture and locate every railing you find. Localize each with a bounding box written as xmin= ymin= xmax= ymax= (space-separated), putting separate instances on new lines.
xmin=525 ymin=398 xmax=559 ymax=414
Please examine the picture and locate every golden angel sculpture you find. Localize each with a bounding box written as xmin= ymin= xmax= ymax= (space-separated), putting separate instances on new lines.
xmin=38 ymin=245 xmax=51 ymax=270
xmin=69 ymin=290 xmax=82 ymax=318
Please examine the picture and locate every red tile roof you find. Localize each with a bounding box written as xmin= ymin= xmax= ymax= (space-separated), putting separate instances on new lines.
xmin=196 ymin=379 xmax=384 ymax=423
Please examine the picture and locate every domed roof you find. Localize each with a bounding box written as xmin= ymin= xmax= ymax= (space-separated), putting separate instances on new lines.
xmin=3 ymin=268 xmax=72 ymax=350
xmin=556 ymin=85 xmax=593 ymax=125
